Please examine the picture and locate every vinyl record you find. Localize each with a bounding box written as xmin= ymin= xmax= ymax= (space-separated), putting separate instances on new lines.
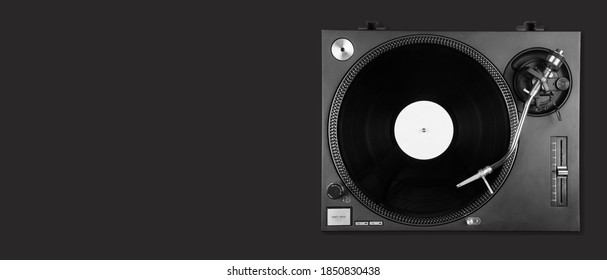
xmin=329 ymin=36 xmax=518 ymax=225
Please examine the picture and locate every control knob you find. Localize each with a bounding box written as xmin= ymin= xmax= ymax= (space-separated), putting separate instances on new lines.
xmin=327 ymin=183 xmax=345 ymax=199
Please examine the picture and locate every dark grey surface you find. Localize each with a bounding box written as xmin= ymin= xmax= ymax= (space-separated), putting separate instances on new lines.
xmin=321 ymin=31 xmax=580 ymax=231
xmin=2 ymin=0 xmax=606 ymax=259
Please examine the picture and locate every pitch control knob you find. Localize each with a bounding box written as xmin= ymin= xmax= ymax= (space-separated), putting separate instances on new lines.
xmin=327 ymin=183 xmax=345 ymax=199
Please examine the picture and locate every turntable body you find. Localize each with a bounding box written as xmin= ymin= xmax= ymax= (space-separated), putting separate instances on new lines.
xmin=321 ymin=30 xmax=580 ymax=231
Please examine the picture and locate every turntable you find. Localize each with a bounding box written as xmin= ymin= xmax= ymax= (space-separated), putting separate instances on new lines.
xmin=321 ymin=22 xmax=580 ymax=231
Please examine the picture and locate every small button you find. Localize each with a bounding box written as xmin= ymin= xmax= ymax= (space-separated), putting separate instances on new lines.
xmin=369 ymin=221 xmax=383 ymax=226
xmin=327 ymin=208 xmax=351 ymax=226
xmin=355 ymin=221 xmax=369 ymax=226
xmin=466 ymin=217 xmax=481 ymax=225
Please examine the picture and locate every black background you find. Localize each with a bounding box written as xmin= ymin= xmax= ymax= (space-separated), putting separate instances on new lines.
xmin=2 ymin=0 xmax=606 ymax=259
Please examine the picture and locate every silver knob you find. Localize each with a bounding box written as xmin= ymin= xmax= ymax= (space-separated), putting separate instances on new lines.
xmin=331 ymin=38 xmax=354 ymax=61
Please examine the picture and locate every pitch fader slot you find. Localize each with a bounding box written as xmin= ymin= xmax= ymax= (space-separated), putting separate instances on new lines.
xmin=551 ymin=136 xmax=568 ymax=207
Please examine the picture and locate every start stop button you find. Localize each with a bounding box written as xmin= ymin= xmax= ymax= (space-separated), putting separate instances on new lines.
xmin=327 ymin=208 xmax=351 ymax=226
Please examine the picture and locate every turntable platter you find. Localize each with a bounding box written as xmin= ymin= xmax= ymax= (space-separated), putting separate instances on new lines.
xmin=329 ymin=36 xmax=518 ymax=225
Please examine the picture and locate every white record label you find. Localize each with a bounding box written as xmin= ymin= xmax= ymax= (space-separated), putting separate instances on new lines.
xmin=394 ymin=101 xmax=454 ymax=160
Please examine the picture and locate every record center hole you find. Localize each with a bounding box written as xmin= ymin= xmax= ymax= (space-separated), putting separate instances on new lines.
xmin=340 ymin=47 xmax=345 ymax=52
